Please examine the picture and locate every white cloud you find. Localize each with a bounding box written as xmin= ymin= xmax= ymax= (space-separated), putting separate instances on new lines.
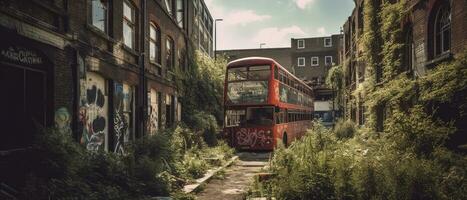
xmin=295 ymin=0 xmax=315 ymax=9
xmin=225 ymin=10 xmax=272 ymax=26
xmin=316 ymin=27 xmax=326 ymax=36
xmin=251 ymin=25 xmax=307 ymax=47
xmin=204 ymin=1 xmax=271 ymax=26
xmin=204 ymin=0 xmax=225 ymax=20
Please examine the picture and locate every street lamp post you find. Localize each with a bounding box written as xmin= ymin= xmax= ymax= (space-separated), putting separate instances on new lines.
xmin=214 ymin=18 xmax=223 ymax=60
xmin=260 ymin=43 xmax=266 ymax=49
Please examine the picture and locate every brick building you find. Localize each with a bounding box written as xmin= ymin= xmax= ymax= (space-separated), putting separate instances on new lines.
xmin=291 ymin=35 xmax=343 ymax=86
xmin=0 ymin=0 xmax=213 ymax=190
xmin=342 ymin=0 xmax=467 ymax=126
xmin=188 ymin=0 xmax=214 ymax=57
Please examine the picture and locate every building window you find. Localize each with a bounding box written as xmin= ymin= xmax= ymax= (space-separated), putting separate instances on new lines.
xmin=166 ymin=37 xmax=175 ymax=71
xmin=324 ymin=37 xmax=332 ymax=47
xmin=297 ymin=39 xmax=305 ymax=49
xmin=311 ymin=57 xmax=319 ymax=66
xmin=165 ymin=0 xmax=174 ymax=16
xmin=90 ymin=0 xmax=108 ymax=32
xmin=123 ymin=1 xmax=135 ymax=49
xmin=297 ymin=57 xmax=305 ymax=67
xmin=165 ymin=94 xmax=174 ymax=127
xmin=325 ymin=56 xmax=333 ymax=66
xmin=149 ymin=23 xmax=161 ymax=64
xmin=404 ymin=25 xmax=415 ymax=75
xmin=434 ymin=3 xmax=451 ymax=57
xmin=176 ymin=0 xmax=184 ymax=28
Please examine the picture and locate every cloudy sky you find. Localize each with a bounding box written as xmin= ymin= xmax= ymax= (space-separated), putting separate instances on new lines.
xmin=205 ymin=0 xmax=355 ymax=50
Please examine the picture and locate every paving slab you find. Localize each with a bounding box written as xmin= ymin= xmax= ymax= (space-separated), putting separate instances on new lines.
xmin=195 ymin=152 xmax=271 ymax=200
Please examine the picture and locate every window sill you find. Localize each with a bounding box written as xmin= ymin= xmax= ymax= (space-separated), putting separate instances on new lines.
xmin=425 ymin=52 xmax=452 ymax=68
xmin=122 ymin=44 xmax=139 ymax=56
xmin=86 ymin=24 xmax=114 ymax=42
xmin=148 ymin=62 xmax=163 ymax=76
xmin=149 ymin=60 xmax=161 ymax=66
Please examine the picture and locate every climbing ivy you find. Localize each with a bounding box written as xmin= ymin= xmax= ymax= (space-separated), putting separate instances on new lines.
xmin=380 ymin=0 xmax=408 ymax=81
xmin=326 ymin=64 xmax=344 ymax=111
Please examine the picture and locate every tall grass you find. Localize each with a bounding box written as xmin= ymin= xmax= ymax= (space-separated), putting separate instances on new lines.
xmin=259 ymin=120 xmax=467 ymax=200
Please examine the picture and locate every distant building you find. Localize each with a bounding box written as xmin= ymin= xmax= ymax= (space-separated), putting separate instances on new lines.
xmin=291 ymin=34 xmax=343 ymax=87
xmin=188 ymin=0 xmax=214 ymax=57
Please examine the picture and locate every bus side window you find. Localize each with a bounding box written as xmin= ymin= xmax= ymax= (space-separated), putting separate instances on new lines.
xmin=274 ymin=65 xmax=279 ymax=80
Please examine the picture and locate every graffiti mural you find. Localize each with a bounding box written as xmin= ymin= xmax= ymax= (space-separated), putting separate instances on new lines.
xmin=113 ymin=82 xmax=133 ymax=154
xmin=55 ymin=107 xmax=71 ymax=135
xmin=147 ymin=89 xmax=159 ymax=134
xmin=236 ymin=128 xmax=272 ymax=147
xmin=78 ymin=72 xmax=108 ymax=151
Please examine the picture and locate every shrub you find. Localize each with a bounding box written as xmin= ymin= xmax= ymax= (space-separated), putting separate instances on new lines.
xmin=258 ymin=119 xmax=466 ymax=200
xmin=334 ymin=120 xmax=356 ymax=140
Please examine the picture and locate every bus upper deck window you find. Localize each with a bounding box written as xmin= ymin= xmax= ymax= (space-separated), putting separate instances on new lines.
xmin=228 ymin=67 xmax=247 ymax=81
xmin=248 ymin=65 xmax=270 ymax=80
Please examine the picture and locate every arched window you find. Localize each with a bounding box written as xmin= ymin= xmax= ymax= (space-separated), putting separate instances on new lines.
xmin=149 ymin=23 xmax=161 ymax=64
xmin=403 ymin=24 xmax=414 ymax=75
xmin=433 ymin=3 xmax=451 ymax=57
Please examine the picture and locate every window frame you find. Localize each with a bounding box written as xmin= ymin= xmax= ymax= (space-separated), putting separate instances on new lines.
xmin=324 ymin=37 xmax=332 ymax=47
xmin=176 ymin=0 xmax=184 ymax=28
xmin=324 ymin=56 xmax=333 ymax=66
xmin=90 ymin=0 xmax=108 ymax=33
xmin=297 ymin=57 xmax=305 ymax=67
xmin=149 ymin=23 xmax=161 ymax=64
xmin=311 ymin=57 xmax=319 ymax=66
xmin=123 ymin=0 xmax=135 ymax=49
xmin=166 ymin=36 xmax=175 ymax=71
xmin=297 ymin=39 xmax=305 ymax=49
xmin=433 ymin=3 xmax=451 ymax=57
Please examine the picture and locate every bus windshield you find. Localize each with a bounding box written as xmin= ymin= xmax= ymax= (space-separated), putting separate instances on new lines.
xmin=246 ymin=107 xmax=274 ymax=126
xmin=226 ymin=65 xmax=270 ymax=104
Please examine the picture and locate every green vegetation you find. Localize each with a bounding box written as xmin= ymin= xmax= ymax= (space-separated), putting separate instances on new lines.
xmin=19 ymin=51 xmax=234 ymax=199
xmin=326 ymin=64 xmax=345 ymax=112
xmin=251 ymin=117 xmax=466 ymax=200
xmin=22 ymin=125 xmax=234 ymax=199
xmin=250 ymin=0 xmax=467 ymax=198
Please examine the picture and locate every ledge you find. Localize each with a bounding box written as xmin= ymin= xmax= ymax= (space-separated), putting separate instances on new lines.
xmin=183 ymin=155 xmax=239 ymax=194
xmin=425 ymin=52 xmax=453 ymax=68
xmin=85 ymin=24 xmax=115 ymax=43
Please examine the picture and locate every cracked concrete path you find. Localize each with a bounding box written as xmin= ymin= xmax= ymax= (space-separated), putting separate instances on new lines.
xmin=195 ymin=152 xmax=271 ymax=200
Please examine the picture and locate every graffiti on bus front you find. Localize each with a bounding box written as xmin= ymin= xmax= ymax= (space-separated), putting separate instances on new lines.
xmin=236 ymin=128 xmax=272 ymax=147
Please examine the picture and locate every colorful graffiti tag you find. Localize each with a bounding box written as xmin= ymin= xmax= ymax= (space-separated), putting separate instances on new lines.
xmin=147 ymin=89 xmax=159 ymax=134
xmin=236 ymin=128 xmax=272 ymax=147
xmin=78 ymin=72 xmax=108 ymax=151
xmin=55 ymin=107 xmax=71 ymax=135
xmin=113 ymin=83 xmax=133 ymax=154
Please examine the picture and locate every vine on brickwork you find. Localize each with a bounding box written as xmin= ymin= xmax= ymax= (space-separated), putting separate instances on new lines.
xmin=360 ymin=0 xmax=383 ymax=130
xmin=380 ymin=0 xmax=409 ymax=81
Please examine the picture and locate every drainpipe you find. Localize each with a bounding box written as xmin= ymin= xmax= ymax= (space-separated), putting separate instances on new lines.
xmin=138 ymin=0 xmax=147 ymax=138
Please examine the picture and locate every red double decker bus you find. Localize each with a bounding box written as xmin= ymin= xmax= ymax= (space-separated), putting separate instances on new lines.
xmin=223 ymin=57 xmax=314 ymax=150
